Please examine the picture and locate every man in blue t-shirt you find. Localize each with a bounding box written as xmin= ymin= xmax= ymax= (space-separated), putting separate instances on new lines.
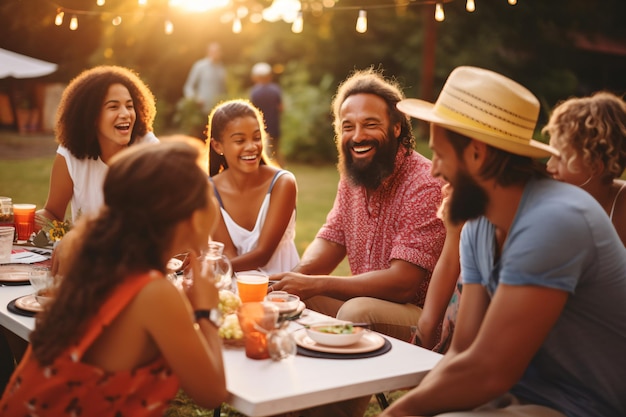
xmin=381 ymin=66 xmax=626 ymax=417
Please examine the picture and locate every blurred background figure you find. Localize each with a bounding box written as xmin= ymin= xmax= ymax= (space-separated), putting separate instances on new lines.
xmin=183 ymin=42 xmax=227 ymax=139
xmin=250 ymin=62 xmax=284 ymax=165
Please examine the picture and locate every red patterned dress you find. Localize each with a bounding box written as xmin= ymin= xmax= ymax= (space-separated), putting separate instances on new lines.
xmin=0 ymin=272 xmax=180 ymax=416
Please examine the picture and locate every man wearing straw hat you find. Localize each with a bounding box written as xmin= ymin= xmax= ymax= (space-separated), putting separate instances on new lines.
xmin=381 ymin=67 xmax=626 ymax=417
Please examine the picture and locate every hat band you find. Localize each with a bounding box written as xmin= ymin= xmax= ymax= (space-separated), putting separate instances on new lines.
xmin=434 ymin=90 xmax=536 ymax=145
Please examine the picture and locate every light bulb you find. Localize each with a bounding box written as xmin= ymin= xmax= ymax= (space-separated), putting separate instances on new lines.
xmin=112 ymin=16 xmax=122 ymax=26
xmin=435 ymin=3 xmax=445 ymax=22
xmin=292 ymin=11 xmax=303 ymax=33
xmin=69 ymin=15 xmax=78 ymax=30
xmin=356 ymin=10 xmax=367 ymax=33
xmin=96 ymin=0 xmax=105 ymax=6
xmin=55 ymin=10 xmax=64 ymax=26
xmin=466 ymin=0 xmax=475 ymax=12
xmin=508 ymin=0 xmax=517 ymax=4
xmin=164 ymin=19 xmax=174 ymax=34
xmin=138 ymin=0 xmax=147 ymax=6
xmin=232 ymin=17 xmax=242 ymax=33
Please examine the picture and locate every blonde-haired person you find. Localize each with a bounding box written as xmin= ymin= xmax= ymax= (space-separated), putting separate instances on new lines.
xmin=1 ymin=141 xmax=228 ymax=416
xmin=544 ymin=91 xmax=626 ymax=245
xmin=208 ymin=99 xmax=299 ymax=274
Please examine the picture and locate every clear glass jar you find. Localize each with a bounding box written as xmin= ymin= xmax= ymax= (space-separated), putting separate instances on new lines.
xmin=201 ymin=241 xmax=233 ymax=290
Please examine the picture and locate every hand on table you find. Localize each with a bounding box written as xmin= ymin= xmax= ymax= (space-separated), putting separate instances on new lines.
xmin=268 ymin=272 xmax=321 ymax=300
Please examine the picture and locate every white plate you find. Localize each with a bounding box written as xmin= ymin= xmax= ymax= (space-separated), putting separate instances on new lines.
xmin=14 ymin=294 xmax=44 ymax=313
xmin=293 ymin=328 xmax=385 ymax=354
xmin=0 ymin=265 xmax=35 ymax=282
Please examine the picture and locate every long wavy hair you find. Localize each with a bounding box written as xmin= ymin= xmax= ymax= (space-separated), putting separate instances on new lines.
xmin=55 ymin=65 xmax=157 ymax=160
xmin=542 ymin=91 xmax=626 ymax=184
xmin=30 ymin=141 xmax=209 ymax=365
xmin=331 ymin=67 xmax=415 ymax=153
xmin=207 ymin=99 xmax=273 ymax=176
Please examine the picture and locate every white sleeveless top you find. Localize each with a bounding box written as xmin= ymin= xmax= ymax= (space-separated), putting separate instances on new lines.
xmin=212 ymin=170 xmax=299 ymax=274
xmin=57 ymin=132 xmax=159 ymax=221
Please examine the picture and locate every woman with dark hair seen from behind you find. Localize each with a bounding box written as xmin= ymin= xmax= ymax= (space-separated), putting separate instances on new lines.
xmin=208 ymin=99 xmax=299 ymax=274
xmin=38 ymin=65 xmax=159 ymax=224
xmin=0 ymin=141 xmax=228 ymax=416
xmin=544 ymin=91 xmax=626 ymax=245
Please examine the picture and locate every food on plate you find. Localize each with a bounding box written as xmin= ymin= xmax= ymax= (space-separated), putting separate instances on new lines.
xmin=315 ymin=323 xmax=355 ymax=334
xmin=218 ymin=313 xmax=243 ymax=340
xmin=218 ymin=289 xmax=241 ymax=315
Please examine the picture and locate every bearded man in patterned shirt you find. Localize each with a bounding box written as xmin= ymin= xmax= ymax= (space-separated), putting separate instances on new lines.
xmin=272 ymin=68 xmax=446 ymax=343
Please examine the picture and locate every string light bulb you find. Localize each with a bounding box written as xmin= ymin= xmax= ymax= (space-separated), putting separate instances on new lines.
xmin=164 ymin=19 xmax=174 ymax=34
xmin=434 ymin=3 xmax=445 ymax=22
xmin=69 ymin=15 xmax=79 ymax=30
xmin=356 ymin=10 xmax=367 ymax=33
xmin=292 ymin=10 xmax=303 ymax=33
xmin=508 ymin=0 xmax=517 ymax=4
xmin=138 ymin=0 xmax=147 ymax=6
xmin=96 ymin=0 xmax=105 ymax=6
xmin=466 ymin=0 xmax=475 ymax=12
xmin=232 ymin=16 xmax=242 ymax=33
xmin=112 ymin=16 xmax=122 ymax=26
xmin=54 ymin=10 xmax=64 ymax=26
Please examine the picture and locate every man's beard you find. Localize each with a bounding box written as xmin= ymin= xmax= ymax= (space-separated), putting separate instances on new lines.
xmin=448 ymin=168 xmax=489 ymax=225
xmin=338 ymin=126 xmax=398 ymax=190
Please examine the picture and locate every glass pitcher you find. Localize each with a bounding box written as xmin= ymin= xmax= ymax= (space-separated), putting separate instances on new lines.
xmin=201 ymin=241 xmax=233 ymax=290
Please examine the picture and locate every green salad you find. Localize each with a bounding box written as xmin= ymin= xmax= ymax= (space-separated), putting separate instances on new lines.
xmin=316 ymin=324 xmax=355 ymax=334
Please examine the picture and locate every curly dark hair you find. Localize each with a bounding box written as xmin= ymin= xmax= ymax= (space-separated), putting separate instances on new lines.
xmin=542 ymin=91 xmax=626 ymax=184
xmin=331 ymin=67 xmax=415 ymax=152
xmin=55 ymin=65 xmax=156 ymax=160
xmin=30 ymin=141 xmax=209 ymax=365
xmin=207 ymin=99 xmax=272 ymax=176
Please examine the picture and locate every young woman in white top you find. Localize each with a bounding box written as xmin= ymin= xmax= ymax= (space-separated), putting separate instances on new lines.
xmin=38 ymin=65 xmax=159 ymax=223
xmin=207 ymin=99 xmax=299 ymax=274
xmin=544 ymin=91 xmax=626 ymax=246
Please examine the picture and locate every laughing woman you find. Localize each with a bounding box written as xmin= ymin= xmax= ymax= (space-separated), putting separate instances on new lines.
xmin=38 ymin=65 xmax=159 ymax=223
xmin=207 ymin=99 xmax=299 ymax=274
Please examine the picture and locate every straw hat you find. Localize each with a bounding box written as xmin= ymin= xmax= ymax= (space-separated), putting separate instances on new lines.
xmin=397 ymin=66 xmax=558 ymax=158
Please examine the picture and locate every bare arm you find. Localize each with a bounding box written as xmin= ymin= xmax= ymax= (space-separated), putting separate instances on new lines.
xmin=380 ymin=284 xmax=569 ymax=416
xmin=38 ymin=154 xmax=73 ymax=222
xmin=140 ymin=255 xmax=227 ymax=410
xmin=414 ymin=224 xmax=462 ymax=349
xmin=228 ymin=173 xmax=297 ymax=272
xmin=272 ymin=256 xmax=428 ymax=304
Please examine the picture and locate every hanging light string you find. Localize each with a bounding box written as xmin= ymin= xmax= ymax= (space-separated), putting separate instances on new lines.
xmin=49 ymin=0 xmax=518 ymax=34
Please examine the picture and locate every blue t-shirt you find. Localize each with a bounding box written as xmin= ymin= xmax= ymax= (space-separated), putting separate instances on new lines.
xmin=461 ymin=178 xmax=626 ymax=417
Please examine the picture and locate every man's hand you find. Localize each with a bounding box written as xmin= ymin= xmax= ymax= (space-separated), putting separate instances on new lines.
xmin=269 ymin=272 xmax=323 ymax=300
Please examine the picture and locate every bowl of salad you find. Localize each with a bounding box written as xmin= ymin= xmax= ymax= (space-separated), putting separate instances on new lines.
xmin=306 ymin=322 xmax=365 ymax=347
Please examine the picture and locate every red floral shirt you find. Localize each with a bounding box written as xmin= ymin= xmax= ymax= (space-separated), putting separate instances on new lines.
xmin=318 ymin=147 xmax=446 ymax=306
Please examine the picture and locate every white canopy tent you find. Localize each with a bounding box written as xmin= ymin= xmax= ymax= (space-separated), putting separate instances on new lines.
xmin=0 ymin=48 xmax=58 ymax=79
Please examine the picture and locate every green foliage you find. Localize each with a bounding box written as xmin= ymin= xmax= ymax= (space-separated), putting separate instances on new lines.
xmin=280 ymin=62 xmax=337 ymax=164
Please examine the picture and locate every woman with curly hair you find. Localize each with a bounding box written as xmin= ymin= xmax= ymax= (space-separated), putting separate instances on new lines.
xmin=544 ymin=91 xmax=626 ymax=245
xmin=0 ymin=141 xmax=228 ymax=416
xmin=38 ymin=65 xmax=159 ymax=223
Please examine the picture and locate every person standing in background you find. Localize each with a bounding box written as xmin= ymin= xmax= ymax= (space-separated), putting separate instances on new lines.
xmin=184 ymin=42 xmax=227 ymax=116
xmin=250 ymin=62 xmax=284 ymax=165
